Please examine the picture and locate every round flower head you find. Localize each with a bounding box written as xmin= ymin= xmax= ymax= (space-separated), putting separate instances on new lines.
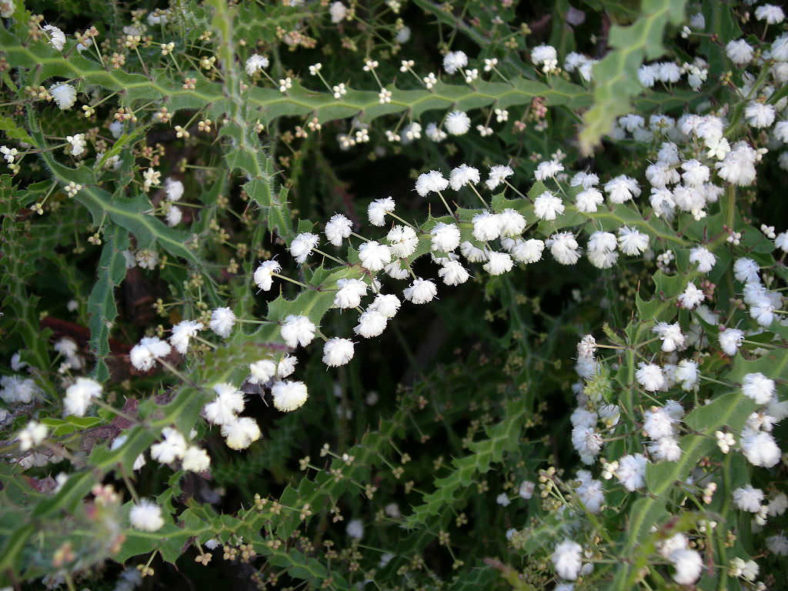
xmin=387 ymin=225 xmax=418 ymax=258
xmin=675 ymin=359 xmax=699 ymax=391
xmin=551 ymin=540 xmax=582 ymax=580
xmin=130 ymin=337 xmax=172 ymax=371
xmin=755 ymin=4 xmax=784 ymax=25
xmin=498 ymin=209 xmax=526 ymax=237
xmin=271 ymin=380 xmax=308 ymax=412
xmin=443 ymin=50 xmax=468 ymax=74
xmin=636 ymin=364 xmax=666 ymax=392
xmin=253 ymin=260 xmax=282 ymax=292
xmin=483 ymin=251 xmax=513 ymax=276
xmin=616 ymin=453 xmax=648 ymax=491
xmin=534 ymin=160 xmax=564 ymax=181
xmin=719 ymin=327 xmax=744 ymax=356
xmin=415 ymin=171 xmax=449 ymax=197
xmin=169 ymin=320 xmax=203 ymax=355
xmin=276 ymin=355 xmax=298 ymax=378
xmin=677 ymin=282 xmax=704 ymax=309
xmin=733 ymin=257 xmax=760 ymax=284
xmin=604 ymin=175 xmax=641 ymax=204
xmin=461 ymin=240 xmax=488 ymax=263
xmin=733 ymin=485 xmax=764 ymax=512
xmin=50 ymin=82 xmax=77 ymax=110
xmin=403 ymin=278 xmax=437 ymax=304
xmin=322 ymin=338 xmax=355 ymax=367
xmin=64 ymin=377 xmax=103 ymax=417
xmin=325 ymin=213 xmax=352 ymax=246
xmin=290 ymin=232 xmax=319 ymax=264
xmin=431 ymin=222 xmax=461 ymax=252
xmin=618 ymin=226 xmax=649 ymax=255
xmin=329 ymin=1 xmax=348 ymax=23
xmin=130 ymin=500 xmax=164 ymax=532
xmin=653 ymin=322 xmax=685 ymax=352
xmin=248 ymin=359 xmax=276 ymax=384
xmin=575 ymin=188 xmax=603 ymax=213
xmin=510 ymin=239 xmax=544 ymax=264
xmin=741 ymin=427 xmax=780 ymax=467
xmin=444 ymin=111 xmax=471 ymax=135
xmin=368 ymin=197 xmax=395 ymax=226
xmin=245 ymin=53 xmax=269 ymax=75
xmin=164 ymin=178 xmax=184 ymax=201
xmin=670 ymin=549 xmax=703 ymax=585
xmin=531 ymin=44 xmax=558 ymax=72
xmin=203 ymin=383 xmax=245 ymax=426
xmin=587 ymin=231 xmax=619 ymax=269
xmin=469 ymin=212 xmax=501 ymax=242
xmin=438 ymin=260 xmax=470 ymax=285
xmin=354 ymin=309 xmax=388 ymax=338
xmin=369 ymin=293 xmax=401 ymax=318
xmin=333 ymin=278 xmax=368 ymax=309
xmin=486 ymin=165 xmax=513 ymax=190
xmin=449 ymin=164 xmax=480 ymax=191
xmin=547 ymin=232 xmax=580 ymax=265
xmin=280 ymin=315 xmax=316 ymax=348
xmin=716 ymin=141 xmax=757 ymax=186
xmin=689 ymin=246 xmax=716 ymax=273
xmin=742 ymin=373 xmax=775 ymax=405
xmin=221 ymin=417 xmax=261 ymax=449
xmin=358 ymin=241 xmax=392 ymax=272
xmin=17 ymin=421 xmax=48 ymax=451
xmin=534 ymin=191 xmax=565 ymax=220
xmin=725 ymin=39 xmax=753 ymax=66
xmin=209 ymin=307 xmax=236 ymax=338
xmin=43 ymin=25 xmax=66 ymax=51
xmin=182 ymin=445 xmax=211 ymax=472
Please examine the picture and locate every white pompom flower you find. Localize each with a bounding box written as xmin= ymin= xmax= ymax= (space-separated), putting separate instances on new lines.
xmin=209 ymin=307 xmax=236 ymax=338
xmin=431 ymin=222 xmax=461 ymax=253
xmin=280 ymin=315 xmax=316 ymax=348
xmin=322 ymin=338 xmax=355 ymax=367
xmin=325 ymin=213 xmax=353 ymax=246
xmin=221 ymin=417 xmax=261 ymax=449
xmin=170 ymin=320 xmax=203 ymax=354
xmin=63 ymin=377 xmax=103 ymax=417
xmin=50 ymin=82 xmax=77 ymax=110
xmin=534 ymin=191 xmax=565 ymax=220
xmin=271 ymin=380 xmax=309 ymax=412
xmin=359 ymin=241 xmax=392 ymax=272
xmin=253 ymin=260 xmax=281 ymax=292
xmin=290 ymin=232 xmax=319 ymax=264
xmin=130 ymin=337 xmax=172 ymax=371
xmin=444 ymin=111 xmax=471 ymax=135
xmin=368 ymin=197 xmax=395 ymax=226
xmin=403 ymin=278 xmax=437 ymax=304
xmin=130 ymin=500 xmax=165 ymax=532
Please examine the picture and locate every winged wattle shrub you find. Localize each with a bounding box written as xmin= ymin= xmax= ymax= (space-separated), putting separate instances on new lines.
xmin=0 ymin=0 xmax=786 ymax=589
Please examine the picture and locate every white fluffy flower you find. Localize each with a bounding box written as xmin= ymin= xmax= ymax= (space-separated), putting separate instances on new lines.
xmin=576 ymin=188 xmax=604 ymax=212
xmin=461 ymin=240 xmax=488 ymax=263
xmin=648 ymin=436 xmax=681 ymax=461
xmin=575 ymin=471 xmax=604 ymax=513
xmin=271 ymin=380 xmax=309 ymax=412
xmin=532 ymin=44 xmax=558 ymax=72
xmin=444 ymin=111 xmax=471 ymax=135
xmin=43 ymin=25 xmax=66 ymax=51
xmin=678 ymin=282 xmax=705 ymax=309
xmin=130 ymin=500 xmax=164 ymax=532
xmin=689 ymin=246 xmax=716 ymax=273
xmin=675 ymin=359 xmax=699 ymax=391
xmin=130 ymin=337 xmax=172 ymax=371
xmin=637 ymin=364 xmax=666 ymax=392
xmin=604 ymin=175 xmax=641 ymax=204
xmin=170 ymin=320 xmax=203 ymax=354
xmin=719 ymin=328 xmax=744 ymax=356
xmin=329 ymin=1 xmax=348 ymax=23
xmin=617 ymin=226 xmax=649 ymax=255
xmin=276 ymin=355 xmax=297 ymax=378
xmin=443 ymin=50 xmax=468 ymax=74
xmin=248 ymin=359 xmax=276 ymax=385
xmin=164 ymin=178 xmax=184 ymax=201
xmin=438 ymin=260 xmax=470 ymax=285
xmin=653 ymin=322 xmax=685 ymax=352
xmin=486 ymin=165 xmax=514 ymax=190
xmin=150 ymin=427 xmax=188 ymax=463
xmin=511 ymin=239 xmax=544 ymax=264
xmin=587 ymin=231 xmax=618 ymax=269
xmin=66 ymin=133 xmax=86 ymax=157
xmin=280 ymin=315 xmax=316 ymax=348
xmin=359 ymin=241 xmax=392 ymax=272
xmin=334 ymin=278 xmax=367 ymax=309
xmin=471 ymin=212 xmax=501 ymax=242
xmin=483 ymin=251 xmax=514 ymax=275
xmin=415 ymin=171 xmax=449 ymax=197
xmin=209 ymin=307 xmax=236 ymax=338
xmin=716 ymin=141 xmax=757 ymax=186
xmin=643 ymin=407 xmax=675 ymax=440
xmin=616 ymin=453 xmax=648 ymax=491
xmin=431 ymin=222 xmax=461 ymax=252
xmin=755 ymin=4 xmax=784 ymax=24
xmin=498 ymin=209 xmax=526 ymax=237
xmin=203 ymin=383 xmax=244 ymax=426
xmin=290 ymin=232 xmax=319 ymax=264
xmin=346 ymin=518 xmax=365 ymax=540
xmin=551 ymin=540 xmax=582 ymax=580
xmin=50 ymin=82 xmax=77 ymax=110
xmin=368 ymin=196 xmax=395 ymax=225
xmin=404 ymin=278 xmax=437 ymax=304
xmin=17 ymin=421 xmax=48 ymax=451
xmin=733 ymin=485 xmax=765 ymax=512
xmin=182 ymin=446 xmax=211 ymax=472
xmin=64 ymin=377 xmax=103 ymax=417
xmin=547 ymin=232 xmax=580 ymax=265
xmin=369 ymin=293 xmax=401 ymax=318
xmin=741 ymin=427 xmax=781 ymax=467
xmin=221 ymin=417 xmax=261 ymax=449
xmin=534 ymin=191 xmax=565 ymax=220
xmin=449 ymin=164 xmax=480 ymax=191
xmin=745 ymin=102 xmax=776 ymax=129
xmin=387 ymin=225 xmax=418 ymax=258
xmin=253 ymin=260 xmax=282 ymax=292
xmin=534 ymin=160 xmax=564 ymax=181
xmin=245 ymin=54 xmax=269 ymax=75
xmin=742 ymin=373 xmax=775 ymax=405
xmin=734 ymin=257 xmax=760 ymax=283
xmin=322 ymin=338 xmax=355 ymax=367
xmin=670 ymin=549 xmax=703 ymax=585
xmin=355 ymin=309 xmax=388 ymax=338
xmin=325 ymin=213 xmax=352 ymax=246
xmin=726 ymin=39 xmax=754 ymax=65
